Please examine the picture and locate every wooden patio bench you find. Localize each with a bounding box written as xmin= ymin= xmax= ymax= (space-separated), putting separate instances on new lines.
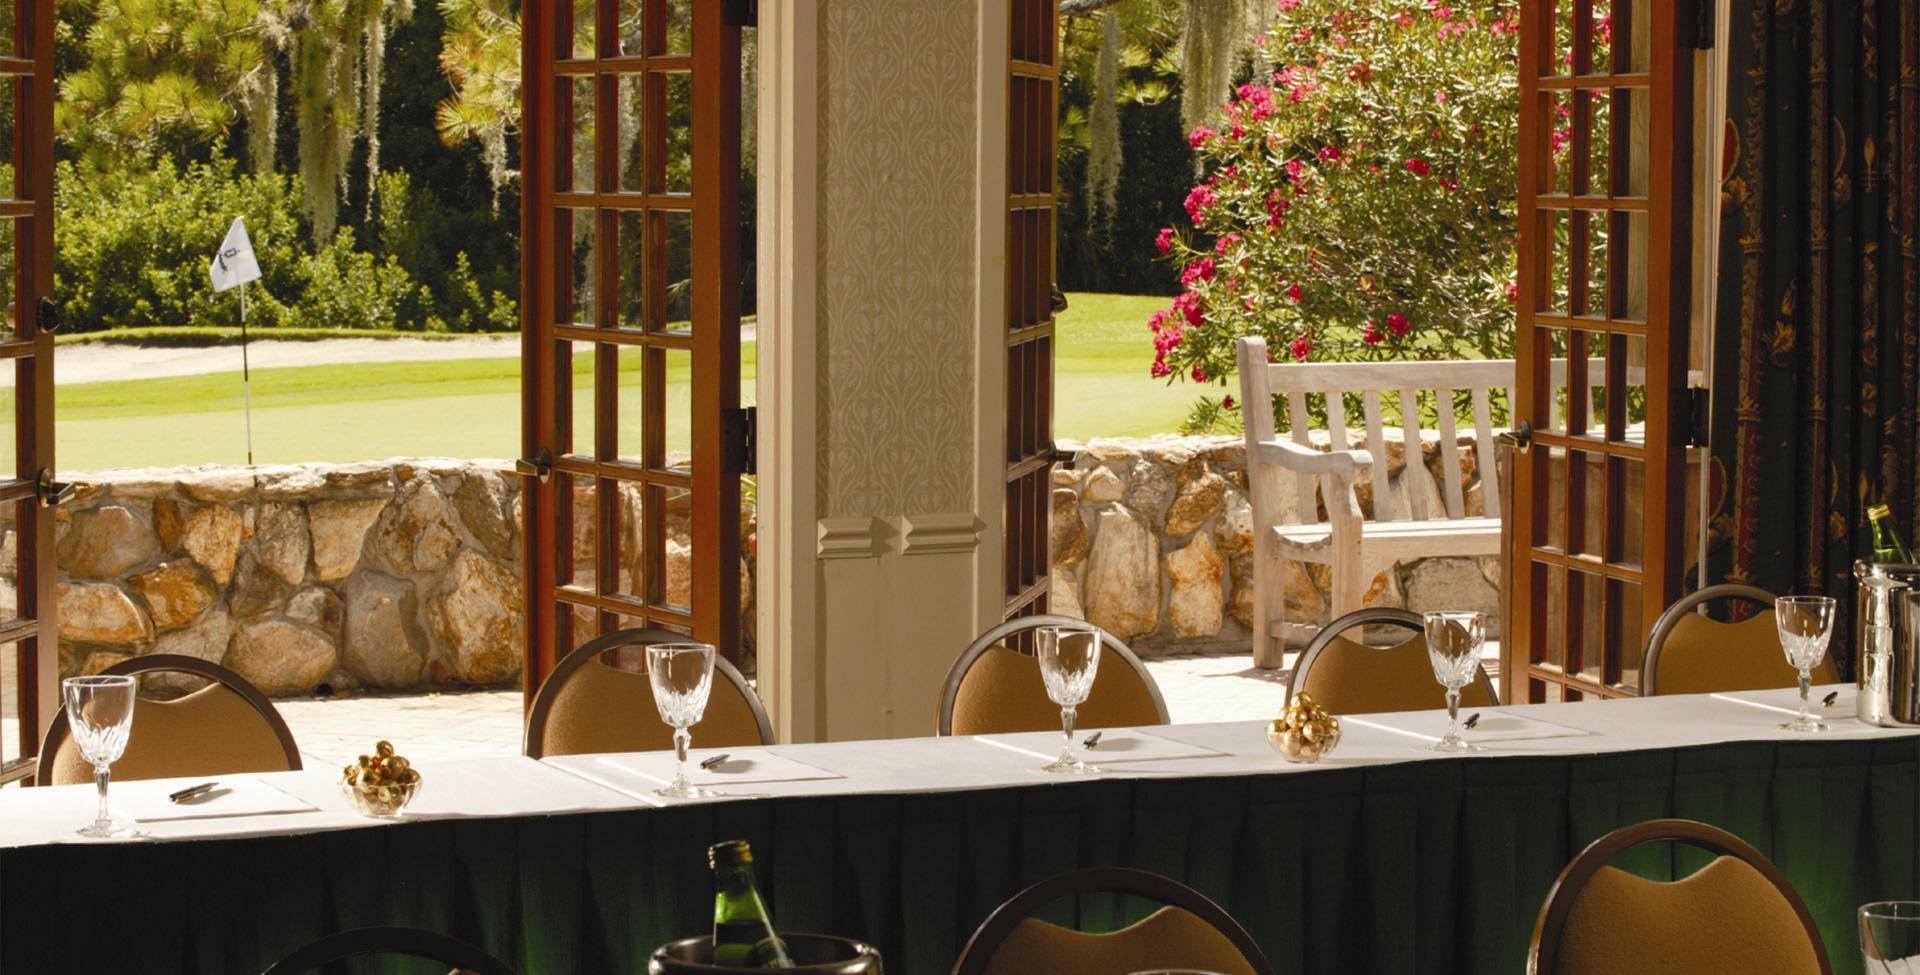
xmin=1235 ymin=337 xmax=1514 ymax=668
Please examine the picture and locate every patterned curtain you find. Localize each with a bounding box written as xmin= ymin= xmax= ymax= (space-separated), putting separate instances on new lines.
xmin=1707 ymin=0 xmax=1919 ymax=673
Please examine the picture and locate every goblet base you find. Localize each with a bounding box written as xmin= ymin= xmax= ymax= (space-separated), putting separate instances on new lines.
xmin=652 ymin=783 xmax=721 ymax=799
xmin=1426 ymin=734 xmax=1482 ymax=754
xmin=1779 ymin=715 xmax=1830 ymax=733
xmin=75 ymin=817 xmax=144 ymax=839
xmin=1036 ymin=756 xmax=1104 ymax=775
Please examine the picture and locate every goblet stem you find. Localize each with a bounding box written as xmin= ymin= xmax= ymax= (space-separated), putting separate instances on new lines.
xmin=672 ymin=727 xmax=692 ymax=792
xmin=1059 ymin=705 xmax=1078 ymax=765
xmin=1798 ymin=670 xmax=1812 ymax=725
xmin=92 ymin=765 xmax=112 ymax=833
xmin=1446 ymin=687 xmax=1461 ymax=740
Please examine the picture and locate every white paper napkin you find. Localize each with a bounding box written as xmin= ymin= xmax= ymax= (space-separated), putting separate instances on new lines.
xmin=1344 ymin=709 xmax=1595 ymax=745
xmin=1711 ymin=685 xmax=1855 ymax=718
xmin=116 ymin=776 xmax=316 ymax=823
xmin=972 ymin=729 xmax=1226 ymax=764
xmin=542 ymin=749 xmax=843 ymax=803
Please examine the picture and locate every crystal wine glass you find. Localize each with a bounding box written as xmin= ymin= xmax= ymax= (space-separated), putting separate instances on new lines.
xmin=1775 ymin=595 xmax=1837 ymax=733
xmin=64 ymin=675 xmax=143 ymax=838
xmin=1423 ymin=611 xmax=1485 ymax=753
xmin=646 ymin=642 xmax=717 ymax=798
xmin=1035 ymin=623 xmax=1104 ymax=774
xmin=1861 ymin=901 xmax=1920 ymax=974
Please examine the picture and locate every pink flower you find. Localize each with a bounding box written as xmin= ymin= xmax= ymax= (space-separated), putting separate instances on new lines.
xmin=1151 ymin=355 xmax=1172 ymax=378
xmin=1214 ymin=232 xmax=1242 ymax=256
xmin=1180 ymin=258 xmax=1217 ymax=287
xmin=1173 ymin=291 xmax=1205 ymax=326
xmin=1347 ymin=64 xmax=1372 ymax=83
xmin=1154 ymin=227 xmax=1174 ymax=255
xmin=1289 ymin=334 xmax=1313 ymax=362
xmin=1505 ymin=281 xmax=1520 ymax=303
xmin=1386 ymin=312 xmax=1411 ymax=337
xmin=1287 ymin=283 xmax=1303 ymax=302
xmin=1362 ymin=321 xmax=1383 ymax=345
xmin=1221 ymin=394 xmax=1237 ymax=411
xmin=1276 ymin=0 xmax=1300 ymax=10
xmin=1318 ymin=145 xmax=1343 ymax=163
xmin=1191 ymin=363 xmax=1210 ymax=383
xmin=1404 ymin=157 xmax=1431 ymax=177
xmin=1184 ymin=185 xmax=1218 ymax=226
xmin=1236 ymin=84 xmax=1276 ymax=120
xmin=1285 ymin=159 xmax=1307 ymax=182
xmin=1189 ymin=126 xmax=1216 ymax=148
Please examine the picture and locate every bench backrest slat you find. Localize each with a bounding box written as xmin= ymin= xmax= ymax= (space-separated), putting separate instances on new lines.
xmin=1287 ymin=386 xmax=1315 ymax=519
xmin=1434 ymin=388 xmax=1466 ymax=519
xmin=1361 ymin=390 xmax=1392 ymax=524
xmin=1471 ymin=386 xmax=1502 ymax=516
xmin=1398 ymin=387 xmax=1431 ymax=521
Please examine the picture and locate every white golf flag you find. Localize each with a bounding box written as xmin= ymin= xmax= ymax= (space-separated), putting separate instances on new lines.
xmin=209 ymin=217 xmax=261 ymax=293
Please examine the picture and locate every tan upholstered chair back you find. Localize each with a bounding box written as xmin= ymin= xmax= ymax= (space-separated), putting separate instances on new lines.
xmin=937 ymin=615 xmax=1169 ymax=736
xmin=38 ymin=655 xmax=302 ymax=786
xmin=980 ymin=907 xmax=1259 ymax=975
xmin=1288 ymin=608 xmax=1498 ymax=714
xmin=1643 ymin=585 xmax=1839 ymax=696
xmin=1531 ymin=819 xmax=1830 ymax=975
xmin=952 ymin=867 xmax=1274 ymax=975
xmin=524 ymin=628 xmax=773 ymax=758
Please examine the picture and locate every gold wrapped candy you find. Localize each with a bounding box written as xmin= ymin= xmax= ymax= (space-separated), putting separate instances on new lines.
xmin=340 ymin=739 xmax=421 ymax=817
xmin=1267 ymin=692 xmax=1342 ymax=764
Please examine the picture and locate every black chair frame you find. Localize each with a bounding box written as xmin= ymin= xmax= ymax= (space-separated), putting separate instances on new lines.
xmin=935 ymin=614 xmax=1169 ymax=736
xmin=523 ymin=626 xmax=774 ymax=758
xmin=1286 ymin=607 xmax=1500 ymax=708
xmin=37 ymin=653 xmax=303 ymax=786
xmin=262 ymin=925 xmax=519 ymax=975
xmin=951 ymin=866 xmax=1275 ymax=975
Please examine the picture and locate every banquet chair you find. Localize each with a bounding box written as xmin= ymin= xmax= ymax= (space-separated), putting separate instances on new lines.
xmin=524 ymin=627 xmax=774 ymax=757
xmin=937 ymin=614 xmax=1169 ymax=736
xmin=951 ymin=867 xmax=1273 ymax=975
xmin=36 ymin=654 xmax=302 ymax=786
xmin=1285 ymin=607 xmax=1498 ymax=713
xmin=1529 ymin=818 xmax=1830 ymax=975
xmin=1640 ymin=584 xmax=1839 ymax=696
xmin=261 ymin=926 xmax=519 ymax=975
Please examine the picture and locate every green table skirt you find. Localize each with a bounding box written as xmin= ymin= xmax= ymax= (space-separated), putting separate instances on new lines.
xmin=5 ymin=737 xmax=1916 ymax=974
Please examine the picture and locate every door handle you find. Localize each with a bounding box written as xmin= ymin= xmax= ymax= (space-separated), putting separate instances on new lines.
xmin=1497 ymin=421 xmax=1533 ymax=454
xmin=36 ymin=469 xmax=73 ymax=507
xmin=515 ymin=448 xmax=553 ymax=484
xmin=36 ymin=297 xmax=60 ymax=334
xmin=1047 ymin=443 xmax=1080 ymax=467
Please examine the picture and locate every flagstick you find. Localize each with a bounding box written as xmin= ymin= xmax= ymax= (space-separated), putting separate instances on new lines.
xmin=240 ymin=281 xmax=254 ymax=467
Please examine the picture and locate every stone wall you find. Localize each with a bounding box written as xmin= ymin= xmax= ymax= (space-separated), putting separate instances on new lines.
xmin=45 ymin=460 xmax=757 ymax=697
xmin=1049 ymin=435 xmax=1503 ymax=654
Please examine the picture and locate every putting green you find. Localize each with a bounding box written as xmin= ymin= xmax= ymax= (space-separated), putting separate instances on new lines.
xmin=45 ymin=293 xmax=1204 ymax=472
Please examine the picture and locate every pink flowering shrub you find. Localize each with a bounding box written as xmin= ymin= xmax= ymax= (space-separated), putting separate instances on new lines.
xmin=1149 ymin=0 xmax=1520 ymax=416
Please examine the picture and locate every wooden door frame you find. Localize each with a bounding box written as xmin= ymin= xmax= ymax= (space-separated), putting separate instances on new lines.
xmin=1504 ymin=0 xmax=1698 ymax=701
xmin=4 ymin=0 xmax=58 ymax=786
xmin=519 ymin=0 xmax=744 ymax=706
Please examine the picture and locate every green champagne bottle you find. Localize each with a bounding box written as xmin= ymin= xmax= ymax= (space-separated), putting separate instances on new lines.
xmin=710 ymin=841 xmax=796 ymax=969
xmin=1868 ymin=503 xmax=1914 ymax=564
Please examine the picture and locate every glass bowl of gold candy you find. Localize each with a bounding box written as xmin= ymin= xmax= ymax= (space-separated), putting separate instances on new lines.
xmin=340 ymin=740 xmax=421 ymax=818
xmin=1267 ymin=692 xmax=1341 ymax=764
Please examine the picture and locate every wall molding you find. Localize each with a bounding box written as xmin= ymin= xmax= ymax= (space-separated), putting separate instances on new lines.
xmin=897 ymin=513 xmax=981 ymax=555
xmin=817 ymin=517 xmax=883 ymax=559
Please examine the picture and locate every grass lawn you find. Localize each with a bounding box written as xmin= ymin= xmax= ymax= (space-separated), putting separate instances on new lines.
xmin=46 ymin=293 xmax=1197 ymax=471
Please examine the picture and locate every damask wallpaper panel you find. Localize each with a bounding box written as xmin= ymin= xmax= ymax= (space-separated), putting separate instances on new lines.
xmin=816 ymin=0 xmax=982 ymax=519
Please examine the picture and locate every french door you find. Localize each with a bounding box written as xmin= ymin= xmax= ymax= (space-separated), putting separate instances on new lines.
xmin=1003 ymin=0 xmax=1057 ymax=621
xmin=1504 ymin=0 xmax=1697 ymax=700
xmin=0 ymin=0 xmax=57 ymax=784
xmin=520 ymin=0 xmax=744 ymax=696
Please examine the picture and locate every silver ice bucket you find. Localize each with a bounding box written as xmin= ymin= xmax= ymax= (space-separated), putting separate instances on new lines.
xmin=1855 ymin=560 xmax=1920 ymax=726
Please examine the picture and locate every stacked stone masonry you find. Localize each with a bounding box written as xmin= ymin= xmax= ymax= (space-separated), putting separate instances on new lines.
xmin=41 ymin=460 xmax=756 ymax=697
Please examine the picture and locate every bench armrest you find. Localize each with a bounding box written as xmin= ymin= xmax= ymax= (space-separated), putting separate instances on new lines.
xmin=1252 ymin=438 xmax=1373 ymax=478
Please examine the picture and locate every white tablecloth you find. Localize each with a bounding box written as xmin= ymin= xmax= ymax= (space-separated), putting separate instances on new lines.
xmin=1 ymin=685 xmax=1906 ymax=850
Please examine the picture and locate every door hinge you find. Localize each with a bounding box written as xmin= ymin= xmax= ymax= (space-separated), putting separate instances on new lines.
xmin=36 ymin=469 xmax=74 ymax=508
xmin=1682 ymin=386 xmax=1711 ymax=448
xmin=723 ymin=406 xmax=756 ymax=476
xmin=723 ymin=0 xmax=756 ymax=27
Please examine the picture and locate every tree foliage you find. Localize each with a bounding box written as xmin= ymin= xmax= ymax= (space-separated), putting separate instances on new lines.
xmin=1148 ymin=0 xmax=1520 ymax=422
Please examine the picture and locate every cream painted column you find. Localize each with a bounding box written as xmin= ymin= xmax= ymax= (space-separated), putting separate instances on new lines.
xmin=757 ymin=0 xmax=1007 ymax=742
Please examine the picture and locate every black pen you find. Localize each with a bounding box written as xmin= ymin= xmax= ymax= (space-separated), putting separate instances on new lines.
xmin=699 ymin=754 xmax=730 ymax=771
xmin=169 ymin=781 xmax=217 ymax=804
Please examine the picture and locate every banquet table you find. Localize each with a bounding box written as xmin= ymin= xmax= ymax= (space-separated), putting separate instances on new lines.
xmin=2 ymin=686 xmax=1916 ymax=975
